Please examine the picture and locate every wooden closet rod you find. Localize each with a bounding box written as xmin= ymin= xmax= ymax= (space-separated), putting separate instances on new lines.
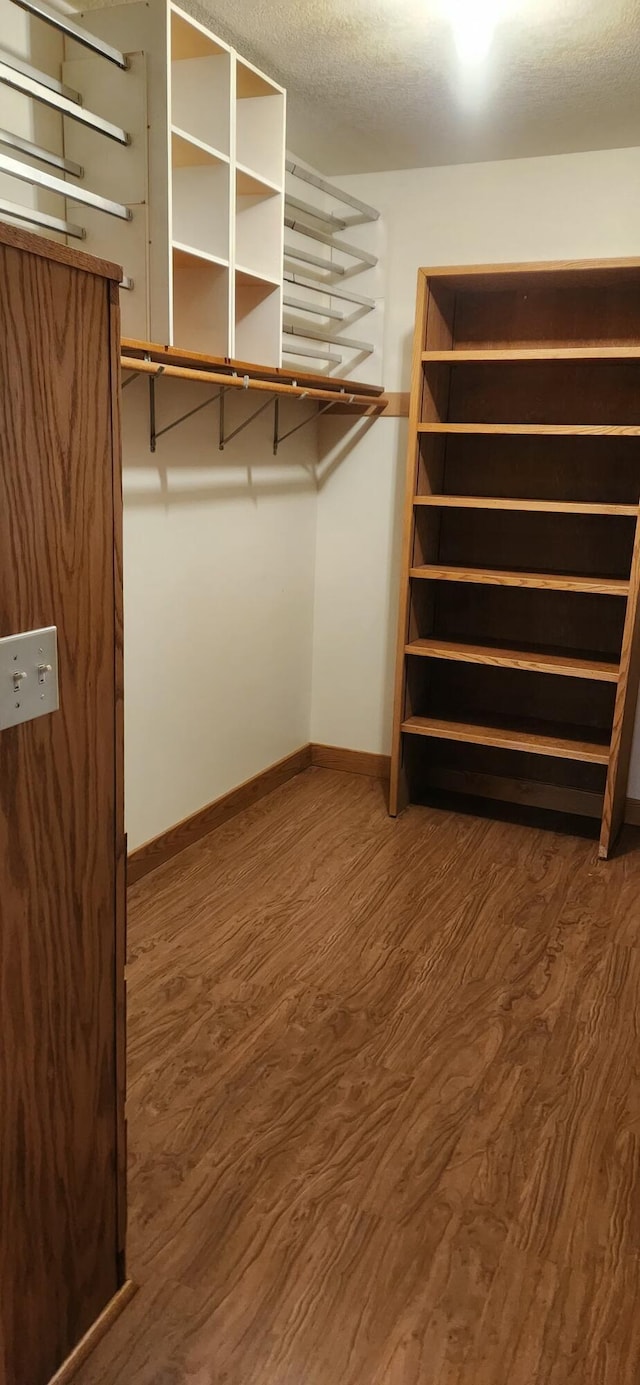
xmin=120 ymin=355 xmax=385 ymax=409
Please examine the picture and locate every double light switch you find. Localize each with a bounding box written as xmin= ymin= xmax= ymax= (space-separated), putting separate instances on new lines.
xmin=0 ymin=627 xmax=59 ymax=730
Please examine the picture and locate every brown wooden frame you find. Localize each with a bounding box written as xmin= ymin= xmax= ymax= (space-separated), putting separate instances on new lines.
xmin=390 ymin=258 xmax=640 ymax=859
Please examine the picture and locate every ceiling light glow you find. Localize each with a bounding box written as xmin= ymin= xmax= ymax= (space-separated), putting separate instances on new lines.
xmin=442 ymin=0 xmax=517 ymax=64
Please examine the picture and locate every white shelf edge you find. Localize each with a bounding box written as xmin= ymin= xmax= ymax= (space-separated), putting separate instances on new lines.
xmin=235 ymin=161 xmax=282 ymax=196
xmin=172 ymin=240 xmax=229 ymax=269
xmin=235 ymin=263 xmax=281 ymax=287
xmin=171 ymin=125 xmax=230 ymax=165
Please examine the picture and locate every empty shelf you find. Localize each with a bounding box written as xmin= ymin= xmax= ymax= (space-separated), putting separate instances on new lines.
xmin=236 ymin=162 xmax=281 ymax=196
xmin=405 ymin=638 xmax=619 ymax=682
xmin=401 ymin=715 xmax=610 ymax=765
xmin=171 ymin=126 xmax=229 ymax=166
xmin=172 ymin=242 xmax=229 ymax=268
xmin=413 ymin=495 xmax=639 ymax=516
xmin=422 ymin=347 xmax=640 ymax=362
xmin=418 ymin=423 xmax=640 ymax=436
xmin=409 ymin=564 xmax=630 ymax=596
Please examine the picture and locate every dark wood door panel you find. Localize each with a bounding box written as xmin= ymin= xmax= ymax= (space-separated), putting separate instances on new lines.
xmin=0 ymin=246 xmax=119 ymax=1385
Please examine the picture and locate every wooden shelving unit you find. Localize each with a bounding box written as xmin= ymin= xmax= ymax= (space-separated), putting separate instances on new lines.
xmin=63 ymin=1 xmax=286 ymax=364
xmin=390 ymin=259 xmax=640 ymax=858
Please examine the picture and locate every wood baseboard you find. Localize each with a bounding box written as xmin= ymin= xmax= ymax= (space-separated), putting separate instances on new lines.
xmin=48 ymin=1281 xmax=137 ymax=1384
xmin=311 ymin=744 xmax=391 ymax=779
xmin=126 ymin=744 xmax=640 ymax=886
xmin=128 ymin=745 xmax=312 ymax=884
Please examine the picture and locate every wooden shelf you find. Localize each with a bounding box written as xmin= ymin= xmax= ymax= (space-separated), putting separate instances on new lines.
xmin=418 ymin=423 xmax=640 ymax=437
xmin=121 ymin=337 xmax=384 ymax=396
xmin=120 ymin=351 xmax=385 ymax=410
xmin=422 ymin=347 xmax=640 ymax=362
xmin=401 ymin=715 xmax=610 ymax=765
xmin=405 ymin=638 xmax=619 ymax=682
xmin=413 ymin=495 xmax=638 ymax=516
xmin=409 ymin=564 xmax=630 ymax=596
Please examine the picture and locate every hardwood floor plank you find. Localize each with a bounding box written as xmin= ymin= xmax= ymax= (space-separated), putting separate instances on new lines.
xmin=71 ymin=768 xmax=640 ymax=1385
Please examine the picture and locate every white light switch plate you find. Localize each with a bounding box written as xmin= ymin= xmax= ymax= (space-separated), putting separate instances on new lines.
xmin=0 ymin=627 xmax=59 ymax=731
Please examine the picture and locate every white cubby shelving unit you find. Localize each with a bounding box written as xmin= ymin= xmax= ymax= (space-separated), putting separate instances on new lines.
xmin=63 ymin=0 xmax=286 ymax=364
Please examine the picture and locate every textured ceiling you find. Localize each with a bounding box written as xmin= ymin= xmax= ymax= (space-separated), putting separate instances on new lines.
xmin=189 ymin=0 xmax=640 ymax=173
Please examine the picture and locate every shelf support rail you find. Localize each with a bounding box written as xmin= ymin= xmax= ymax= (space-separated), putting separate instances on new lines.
xmin=273 ymin=396 xmax=340 ymax=454
xmin=148 ymin=368 xmax=234 ymax=454
xmin=10 ymin=0 xmax=129 ymax=69
xmin=0 ymin=151 xmax=132 ymax=220
xmin=0 ymin=56 xmax=131 ymax=145
xmin=285 ymin=216 xmax=378 ymax=268
xmin=0 ymin=195 xmax=84 ymax=239
xmin=285 ymin=159 xmax=380 ymax=224
xmin=219 ymin=385 xmax=274 ymax=451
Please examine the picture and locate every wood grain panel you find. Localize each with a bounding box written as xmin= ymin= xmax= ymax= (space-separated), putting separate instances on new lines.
xmin=0 ymin=242 xmax=121 ymax=1383
xmin=0 ymin=219 xmax=121 ymax=281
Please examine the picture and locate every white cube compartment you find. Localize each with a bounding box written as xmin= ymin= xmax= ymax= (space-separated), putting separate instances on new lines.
xmin=172 ymin=162 xmax=230 ymax=264
xmin=171 ymin=12 xmax=231 ymax=152
xmin=172 ymin=251 xmax=229 ymax=356
xmin=235 ymin=171 xmax=282 ymax=285
xmin=66 ymin=1 xmax=286 ymax=364
xmin=235 ymin=269 xmax=281 ymax=364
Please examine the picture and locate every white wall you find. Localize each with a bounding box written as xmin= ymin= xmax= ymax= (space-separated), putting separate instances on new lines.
xmin=311 ymin=145 xmax=640 ymax=796
xmin=123 ymin=383 xmax=317 ymax=849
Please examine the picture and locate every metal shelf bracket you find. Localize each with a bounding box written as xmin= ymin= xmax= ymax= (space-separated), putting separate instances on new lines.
xmin=148 ymin=367 xmax=232 ymax=453
xmin=272 ymin=387 xmax=360 ymax=454
xmin=219 ymin=383 xmax=275 ymax=451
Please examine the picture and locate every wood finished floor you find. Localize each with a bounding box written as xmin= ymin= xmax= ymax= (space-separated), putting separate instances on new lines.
xmin=77 ymin=768 xmax=640 ymax=1385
